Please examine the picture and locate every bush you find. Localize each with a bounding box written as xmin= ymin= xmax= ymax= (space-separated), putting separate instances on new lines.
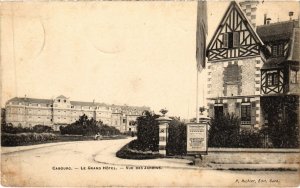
xmin=136 ymin=111 xmax=160 ymax=152
xmin=32 ymin=125 xmax=54 ymax=133
xmin=208 ymin=113 xmax=240 ymax=147
xmin=1 ymin=123 xmax=54 ymax=134
xmin=116 ymin=140 xmax=161 ymax=160
xmin=167 ymin=119 xmax=187 ymax=156
xmin=239 ymin=130 xmax=263 ymax=148
xmin=261 ymin=123 xmax=299 ymax=148
xmin=60 ymin=114 xmax=120 ymax=136
xmin=1 ymin=132 xmax=57 ymax=146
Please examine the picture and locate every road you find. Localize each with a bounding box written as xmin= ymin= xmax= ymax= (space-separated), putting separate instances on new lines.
xmin=1 ymin=138 xmax=299 ymax=187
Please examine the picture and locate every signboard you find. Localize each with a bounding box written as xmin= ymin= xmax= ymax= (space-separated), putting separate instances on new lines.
xmin=186 ymin=123 xmax=207 ymax=155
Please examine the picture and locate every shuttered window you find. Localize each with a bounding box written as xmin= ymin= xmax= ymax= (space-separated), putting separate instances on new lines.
xmin=233 ymin=32 xmax=240 ymax=47
xmin=223 ymin=33 xmax=228 ymax=48
xmin=223 ymin=32 xmax=239 ymax=48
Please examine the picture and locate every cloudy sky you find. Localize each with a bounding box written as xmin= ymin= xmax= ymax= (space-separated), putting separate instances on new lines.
xmin=1 ymin=1 xmax=299 ymax=118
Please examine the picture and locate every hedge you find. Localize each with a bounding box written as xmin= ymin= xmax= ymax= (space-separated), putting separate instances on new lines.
xmin=116 ymin=139 xmax=161 ymax=160
xmin=1 ymin=133 xmax=57 ymax=146
xmin=167 ymin=119 xmax=187 ymax=156
xmin=136 ymin=111 xmax=160 ymax=152
xmin=1 ymin=123 xmax=54 ymax=134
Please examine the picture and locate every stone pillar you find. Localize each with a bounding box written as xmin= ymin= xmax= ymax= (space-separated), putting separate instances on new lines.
xmin=156 ymin=116 xmax=171 ymax=156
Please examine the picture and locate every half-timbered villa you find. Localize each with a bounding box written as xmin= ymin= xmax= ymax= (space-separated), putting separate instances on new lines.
xmin=206 ymin=1 xmax=299 ymax=132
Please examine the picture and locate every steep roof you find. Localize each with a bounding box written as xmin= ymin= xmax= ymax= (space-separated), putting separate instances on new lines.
xmin=7 ymin=97 xmax=52 ymax=104
xmin=256 ymin=20 xmax=299 ymax=42
xmin=207 ymin=1 xmax=263 ymax=52
xmin=6 ymin=96 xmax=150 ymax=110
xmin=290 ymin=27 xmax=300 ymax=61
xmin=70 ymin=101 xmax=97 ymax=107
xmin=56 ymin=95 xmax=68 ymax=99
xmin=70 ymin=101 xmax=109 ymax=107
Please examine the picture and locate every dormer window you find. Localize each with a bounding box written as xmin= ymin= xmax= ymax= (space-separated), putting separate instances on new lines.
xmin=271 ymin=43 xmax=284 ymax=57
xmin=224 ymin=32 xmax=239 ymax=48
xmin=267 ymin=72 xmax=279 ymax=86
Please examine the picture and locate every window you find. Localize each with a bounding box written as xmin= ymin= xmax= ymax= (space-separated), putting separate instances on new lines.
xmin=267 ymin=72 xmax=279 ymax=86
xmin=241 ymin=104 xmax=251 ymax=125
xmin=64 ymin=100 xmax=66 ymax=103
xmin=214 ymin=106 xmax=223 ymax=118
xmin=291 ymin=70 xmax=298 ymax=84
xmin=58 ymin=99 xmax=60 ymax=102
xmin=272 ymin=44 xmax=284 ymax=57
xmin=223 ymin=32 xmax=239 ymax=48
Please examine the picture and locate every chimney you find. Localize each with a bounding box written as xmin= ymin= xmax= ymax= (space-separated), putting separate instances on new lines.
xmin=264 ymin=13 xmax=267 ymax=25
xmin=289 ymin=11 xmax=294 ymax=20
xmin=239 ymin=1 xmax=259 ymax=29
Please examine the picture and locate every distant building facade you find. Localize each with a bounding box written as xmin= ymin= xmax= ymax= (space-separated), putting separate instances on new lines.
xmin=5 ymin=95 xmax=150 ymax=132
xmin=206 ymin=1 xmax=299 ymax=130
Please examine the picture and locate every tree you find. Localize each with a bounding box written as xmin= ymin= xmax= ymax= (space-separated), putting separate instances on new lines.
xmin=136 ymin=111 xmax=160 ymax=151
xmin=167 ymin=119 xmax=187 ymax=155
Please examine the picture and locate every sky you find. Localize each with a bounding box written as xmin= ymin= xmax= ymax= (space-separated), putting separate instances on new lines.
xmin=1 ymin=1 xmax=299 ymax=119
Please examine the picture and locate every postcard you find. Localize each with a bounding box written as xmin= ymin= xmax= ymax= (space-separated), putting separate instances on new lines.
xmin=1 ymin=1 xmax=299 ymax=187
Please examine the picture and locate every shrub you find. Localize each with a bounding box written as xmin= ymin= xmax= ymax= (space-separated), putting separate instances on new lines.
xmin=1 ymin=123 xmax=54 ymax=134
xmin=1 ymin=132 xmax=57 ymax=146
xmin=32 ymin=125 xmax=54 ymax=133
xmin=116 ymin=140 xmax=161 ymax=160
xmin=261 ymin=123 xmax=299 ymax=148
xmin=208 ymin=113 xmax=240 ymax=147
xmin=167 ymin=119 xmax=187 ymax=156
xmin=136 ymin=111 xmax=160 ymax=152
xmin=60 ymin=114 xmax=120 ymax=136
xmin=239 ymin=130 xmax=263 ymax=148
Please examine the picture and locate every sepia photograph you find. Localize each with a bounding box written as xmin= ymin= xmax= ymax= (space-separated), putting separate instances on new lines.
xmin=0 ymin=0 xmax=299 ymax=187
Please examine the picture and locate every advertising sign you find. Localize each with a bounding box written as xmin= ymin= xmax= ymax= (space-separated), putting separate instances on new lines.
xmin=186 ymin=123 xmax=207 ymax=155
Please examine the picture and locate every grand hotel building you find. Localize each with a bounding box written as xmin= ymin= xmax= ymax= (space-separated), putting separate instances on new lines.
xmin=5 ymin=95 xmax=150 ymax=132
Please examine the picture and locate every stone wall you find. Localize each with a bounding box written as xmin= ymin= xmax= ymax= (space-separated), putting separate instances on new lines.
xmin=208 ymin=57 xmax=261 ymax=98
xmin=202 ymin=148 xmax=300 ymax=165
xmin=207 ymin=62 xmax=224 ymax=98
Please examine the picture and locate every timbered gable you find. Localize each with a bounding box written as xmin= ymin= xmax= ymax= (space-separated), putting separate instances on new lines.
xmin=261 ymin=69 xmax=284 ymax=94
xmin=207 ymin=1 xmax=263 ymax=61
